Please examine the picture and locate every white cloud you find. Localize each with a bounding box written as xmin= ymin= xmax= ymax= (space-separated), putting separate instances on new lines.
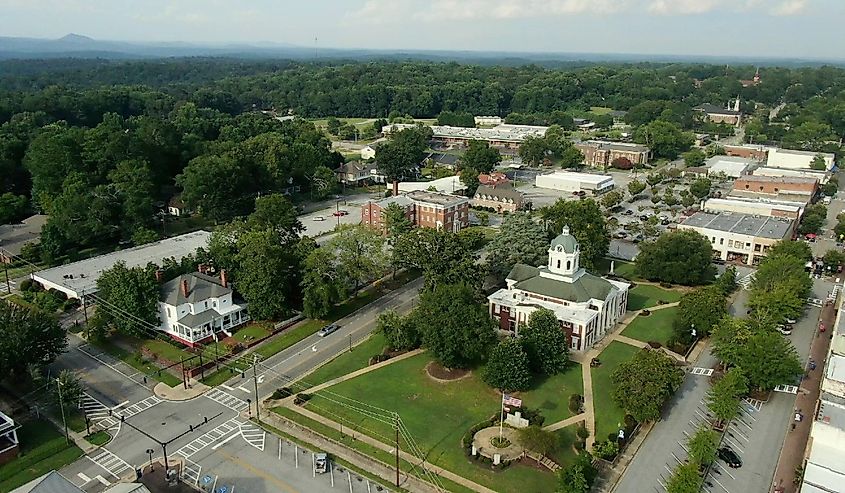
xmin=771 ymin=0 xmax=808 ymax=15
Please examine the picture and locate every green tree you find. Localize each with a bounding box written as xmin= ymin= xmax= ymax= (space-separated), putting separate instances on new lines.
xmin=247 ymin=194 xmax=304 ymax=242
xmin=823 ymin=249 xmax=845 ymax=271
xmin=487 ymin=212 xmax=549 ymax=277
xmin=393 ymin=228 xmax=480 ymax=292
xmin=634 ymin=120 xmax=694 ymax=160
xmin=666 ymin=462 xmax=702 ymax=493
xmin=798 ymin=204 xmax=827 ymax=235
xmin=0 ymin=192 xmax=27 ymax=224
xmin=234 ymin=229 xmax=301 ymax=320
xmin=376 ymin=126 xmax=430 ymax=191
xmin=521 ymin=308 xmax=569 ymax=375
xmin=540 ymin=198 xmax=609 ymax=270
xmin=556 ymin=453 xmax=597 ymax=493
xmin=628 ymin=179 xmax=646 ymax=197
xmin=682 ymin=148 xmax=706 ymax=167
xmin=611 ymin=349 xmax=685 ymax=423
xmin=483 ymin=338 xmax=532 ymax=391
xmin=383 ymin=202 xmax=413 ymax=240
xmin=96 ymin=261 xmax=160 ymax=335
xmin=600 ymin=190 xmax=624 ymax=210
xmin=107 ymin=159 xmax=156 ymax=235
xmin=735 ymin=330 xmax=803 ymax=391
xmin=518 ymin=135 xmax=551 ymax=166
xmin=767 ymin=240 xmax=812 ymax=262
xmin=636 ymin=230 xmax=716 ymax=285
xmin=377 ymin=311 xmax=420 ymax=351
xmin=689 ymin=177 xmax=712 ymax=198
xmin=461 ymin=140 xmax=501 ymax=174
xmin=687 ymin=426 xmax=718 ymax=466
xmin=459 ymin=167 xmax=481 ymax=196
xmin=714 ymin=266 xmax=738 ymax=295
xmin=131 ymin=227 xmax=159 ymax=246
xmin=0 ymin=302 xmax=66 ymax=377
xmin=55 ymin=369 xmax=83 ymax=411
xmin=329 ymin=225 xmax=388 ymax=294
xmin=677 ymin=287 xmax=727 ymax=337
xmin=518 ymin=425 xmax=558 ymax=458
xmin=810 ymin=154 xmax=827 ymax=170
xmin=707 ymin=367 xmax=748 ymax=424
xmin=177 ymin=153 xmax=263 ymax=222
xmin=748 ymin=252 xmax=812 ymax=323
xmin=411 ymin=283 xmax=496 ymax=369
xmin=301 ymin=246 xmax=346 ymax=319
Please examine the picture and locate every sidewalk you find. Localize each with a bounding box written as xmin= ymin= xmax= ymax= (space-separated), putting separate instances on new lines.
xmin=770 ymin=302 xmax=835 ymax=493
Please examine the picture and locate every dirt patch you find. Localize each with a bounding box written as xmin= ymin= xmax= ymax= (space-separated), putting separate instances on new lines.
xmin=515 ymin=456 xmax=548 ymax=471
xmin=425 ymin=361 xmax=471 ymax=382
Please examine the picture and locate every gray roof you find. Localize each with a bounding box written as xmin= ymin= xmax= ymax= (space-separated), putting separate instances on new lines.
xmin=405 ymin=190 xmax=468 ymax=207
xmin=506 ymin=264 xmax=615 ymax=303
xmin=680 ymin=211 xmax=793 ymax=239
xmin=694 ymin=103 xmax=741 ymax=116
xmin=178 ymin=309 xmax=217 ymax=327
xmin=550 ymin=231 xmax=578 ymax=254
xmin=0 ymin=214 xmax=47 ymax=257
xmin=579 ymin=140 xmax=649 ymax=153
xmin=161 ymin=272 xmax=231 ymax=305
xmin=473 ymin=184 xmax=524 ymax=202
xmin=11 ymin=471 xmax=84 ymax=493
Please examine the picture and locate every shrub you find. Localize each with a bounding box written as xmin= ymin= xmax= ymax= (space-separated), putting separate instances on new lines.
xmin=592 ymin=439 xmax=620 ymax=461
xmin=648 ymin=341 xmax=662 ymax=348
xmin=569 ymin=394 xmax=584 ymax=414
xmin=271 ymin=387 xmax=293 ymax=399
xmin=19 ymin=279 xmax=33 ymax=292
xmin=294 ymin=393 xmax=312 ymax=405
xmin=574 ymin=440 xmax=586 ymax=451
xmin=659 ymin=281 xmax=673 ymax=289
xmin=576 ymin=424 xmax=589 ymax=440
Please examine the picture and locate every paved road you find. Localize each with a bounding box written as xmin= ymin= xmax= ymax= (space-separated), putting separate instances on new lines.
xmin=224 ymin=276 xmax=424 ymax=397
xmin=615 ymin=279 xmax=829 ymax=493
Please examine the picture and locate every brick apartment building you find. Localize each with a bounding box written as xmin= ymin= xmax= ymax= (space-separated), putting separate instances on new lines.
xmin=574 ymin=141 xmax=651 ymax=168
xmin=723 ymin=144 xmax=768 ymax=162
xmin=732 ymin=176 xmax=819 ymax=204
xmin=362 ymin=190 xmax=470 ymax=233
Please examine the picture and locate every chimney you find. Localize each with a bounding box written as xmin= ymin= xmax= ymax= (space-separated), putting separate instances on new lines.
xmin=393 ymin=180 xmax=399 ymax=197
xmin=155 ymin=270 xmax=163 ymax=283
xmin=181 ymin=278 xmax=189 ymax=298
xmin=220 ymin=269 xmax=228 ymax=288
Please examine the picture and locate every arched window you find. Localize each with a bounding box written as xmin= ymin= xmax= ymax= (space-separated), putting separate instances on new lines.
xmin=557 ymin=260 xmax=561 ymax=269
xmin=566 ymin=260 xmax=571 ymax=270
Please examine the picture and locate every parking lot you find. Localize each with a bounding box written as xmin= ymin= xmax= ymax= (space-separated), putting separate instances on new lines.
xmin=300 ymin=199 xmax=366 ymax=238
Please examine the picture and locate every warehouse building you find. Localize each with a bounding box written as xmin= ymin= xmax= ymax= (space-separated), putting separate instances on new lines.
xmin=535 ymin=171 xmax=615 ymax=194
xmin=766 ymin=148 xmax=835 ymax=171
xmin=31 ymin=231 xmax=211 ymax=300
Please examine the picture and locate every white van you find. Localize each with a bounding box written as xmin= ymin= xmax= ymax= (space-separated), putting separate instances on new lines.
xmin=823 ymin=196 xmax=832 ymax=205
xmin=314 ymin=453 xmax=328 ymax=474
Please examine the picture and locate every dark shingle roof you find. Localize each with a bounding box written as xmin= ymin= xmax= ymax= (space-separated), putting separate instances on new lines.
xmin=161 ymin=272 xmax=231 ymax=305
xmin=473 ymin=184 xmax=524 ymax=202
xmin=694 ymin=103 xmax=741 ymax=116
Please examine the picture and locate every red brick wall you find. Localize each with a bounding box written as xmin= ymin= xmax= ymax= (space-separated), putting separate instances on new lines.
xmin=0 ymin=444 xmax=19 ymax=465
xmin=733 ymin=177 xmax=818 ymax=195
xmin=724 ymin=146 xmax=768 ymax=162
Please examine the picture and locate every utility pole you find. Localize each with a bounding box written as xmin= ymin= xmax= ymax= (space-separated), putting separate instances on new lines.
xmin=3 ymin=259 xmax=10 ymax=294
xmin=252 ymin=355 xmax=260 ymax=422
xmin=81 ymin=291 xmax=89 ymax=338
xmin=180 ymin=356 xmax=187 ymax=389
xmin=394 ymin=414 xmax=400 ymax=487
xmin=56 ymin=379 xmax=69 ymax=444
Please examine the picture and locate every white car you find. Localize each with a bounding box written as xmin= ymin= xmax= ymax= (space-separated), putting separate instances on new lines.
xmin=313 ymin=216 xmax=326 ymax=221
xmin=785 ymin=318 xmax=797 ymax=324
xmin=314 ymin=453 xmax=328 ymax=474
xmin=777 ymin=325 xmax=793 ymax=335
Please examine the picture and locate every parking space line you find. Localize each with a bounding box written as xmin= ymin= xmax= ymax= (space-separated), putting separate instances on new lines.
xmin=723 ymin=437 xmax=744 ymax=454
xmin=713 ymin=463 xmax=736 ymax=481
xmin=727 ymin=426 xmax=750 ymax=442
xmin=330 ymin=461 xmax=334 ymax=488
xmin=312 ymin=453 xmax=316 ymax=478
xmin=347 ymin=471 xmax=352 ymax=493
xmin=710 ymin=474 xmax=732 ymax=492
xmin=278 ymin=438 xmax=282 ymax=460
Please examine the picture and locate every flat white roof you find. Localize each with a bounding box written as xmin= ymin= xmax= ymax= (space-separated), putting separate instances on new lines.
xmin=704 ymin=198 xmax=801 ymax=214
xmin=538 ymin=171 xmax=614 ymax=185
xmin=398 ymin=176 xmax=466 ymax=194
xmin=32 ymin=231 xmax=211 ymax=299
xmin=827 ymin=354 xmax=845 ymax=384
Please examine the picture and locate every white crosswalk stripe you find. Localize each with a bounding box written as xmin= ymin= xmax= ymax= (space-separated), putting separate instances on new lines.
xmin=181 ymin=458 xmax=202 ymax=485
xmin=79 ymin=393 xmax=119 ymax=430
xmin=743 ymin=398 xmax=764 ymax=411
xmin=774 ymin=384 xmax=799 ymax=394
xmin=172 ymin=418 xmax=242 ymax=459
xmin=117 ymin=395 xmax=162 ymax=419
xmin=204 ymin=388 xmax=249 ymax=412
xmin=88 ymin=448 xmax=133 ymax=479
xmin=240 ymin=422 xmax=266 ymax=451
xmin=738 ymin=273 xmax=754 ymax=290
xmin=690 ymin=367 xmax=714 ymax=376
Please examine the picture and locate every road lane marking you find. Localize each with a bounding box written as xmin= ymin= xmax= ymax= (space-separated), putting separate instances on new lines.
xmin=95 ymin=475 xmax=110 ymax=486
xmin=237 ymin=386 xmax=251 ymax=393
xmin=77 ymin=473 xmax=90 ymax=483
xmin=211 ymin=432 xmax=241 ymax=450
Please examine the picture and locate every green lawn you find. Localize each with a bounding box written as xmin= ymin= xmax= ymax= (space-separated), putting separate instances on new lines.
xmin=550 ymin=424 xmax=581 ymax=468
xmin=627 ymin=284 xmax=683 ymax=311
xmin=591 ymin=342 xmax=642 ymax=442
xmin=0 ymin=419 xmax=83 ymax=492
xmin=93 ymin=340 xmax=183 ymax=387
xmin=85 ymin=431 xmax=111 ymax=446
xmin=305 ymin=353 xmax=561 ymax=493
xmin=298 ymin=333 xmax=388 ymax=390
xmin=596 ymin=258 xmax=638 ymax=280
xmin=232 ymin=322 xmax=272 ymax=344
xmin=621 ymin=306 xmax=679 ymax=346
xmin=589 ymin=106 xmax=613 ymax=115
xmin=519 ymin=364 xmax=583 ymax=425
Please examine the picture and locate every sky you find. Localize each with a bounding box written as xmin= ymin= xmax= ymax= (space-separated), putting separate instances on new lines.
xmin=1 ymin=0 xmax=844 ymax=60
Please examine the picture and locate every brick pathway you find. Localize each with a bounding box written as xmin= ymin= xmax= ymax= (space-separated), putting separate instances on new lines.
xmin=770 ymin=302 xmax=835 ymax=493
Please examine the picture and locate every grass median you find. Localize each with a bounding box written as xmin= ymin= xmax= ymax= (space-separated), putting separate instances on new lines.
xmin=0 ymin=418 xmax=83 ymax=492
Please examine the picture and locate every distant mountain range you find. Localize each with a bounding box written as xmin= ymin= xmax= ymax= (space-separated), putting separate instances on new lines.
xmin=0 ymin=34 xmax=840 ymax=67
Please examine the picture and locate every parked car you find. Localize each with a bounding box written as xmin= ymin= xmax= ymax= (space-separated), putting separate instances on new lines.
xmin=777 ymin=324 xmax=793 ymax=335
xmin=717 ymin=447 xmax=742 ymax=468
xmin=632 ymin=234 xmax=644 ymax=243
xmin=785 ymin=318 xmax=797 ymax=324
xmin=314 ymin=453 xmax=328 ymax=474
xmin=623 ymin=209 xmax=634 ymax=216
xmin=332 ymin=210 xmax=349 ymax=217
xmin=317 ymin=323 xmax=339 ymax=337
xmin=313 ymin=216 xmax=326 ymax=221
xmin=614 ymin=232 xmax=628 ymax=239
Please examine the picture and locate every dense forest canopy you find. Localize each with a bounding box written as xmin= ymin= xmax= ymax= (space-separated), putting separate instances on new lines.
xmin=1 ymin=59 xmax=844 ymax=264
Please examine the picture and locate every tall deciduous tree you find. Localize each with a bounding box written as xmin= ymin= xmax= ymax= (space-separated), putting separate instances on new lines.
xmin=635 ymin=230 xmax=716 ymax=285
xmin=634 ymin=120 xmax=694 ymax=160
xmin=376 ymin=126 xmax=430 ymax=192
xmin=611 ymin=349 xmax=684 ymax=423
xmin=483 ymin=338 xmax=532 ymax=391
xmin=748 ymin=252 xmax=812 ymax=323
xmin=682 ymin=148 xmax=706 ymax=167
xmin=247 ymin=194 xmax=303 ymax=242
xmin=689 ymin=177 xmax=712 ymax=198
xmin=666 ymin=462 xmax=702 ymax=493
xmin=392 ymin=228 xmax=480 ymax=292
xmin=627 ymin=179 xmax=646 ymax=197
xmin=383 ymin=203 xmax=413 ymax=240
xmin=687 ymin=426 xmax=718 ymax=466
xmin=377 ymin=311 xmax=420 ymax=351
xmin=96 ymin=261 xmax=160 ymax=335
xmin=55 ymin=369 xmax=83 ymax=411
xmin=301 ymin=246 xmax=346 ymax=319
xmin=329 ymin=226 xmax=388 ymax=294
xmin=488 ymin=212 xmax=549 ymax=277
xmin=556 ymin=453 xmax=597 ymax=493
xmin=518 ymin=135 xmax=551 ymax=166
xmin=460 ymin=139 xmax=501 ymax=174
xmin=234 ymin=229 xmax=300 ymax=320
xmin=521 ymin=308 xmax=569 ymax=375
xmin=676 ymin=287 xmax=727 ymax=338
xmin=540 ymin=198 xmax=609 ymax=270
xmin=0 ymin=302 xmax=66 ymax=378
xmin=411 ymin=283 xmax=496 ymax=369
xmin=517 ymin=425 xmax=558 ymax=458
xmin=707 ymin=367 xmax=748 ymax=424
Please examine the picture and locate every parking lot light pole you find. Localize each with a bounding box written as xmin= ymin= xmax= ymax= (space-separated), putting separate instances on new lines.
xmin=120 ymin=412 xmax=223 ymax=473
xmin=146 ymin=448 xmax=155 ymax=471
xmin=56 ymin=379 xmax=69 ymax=445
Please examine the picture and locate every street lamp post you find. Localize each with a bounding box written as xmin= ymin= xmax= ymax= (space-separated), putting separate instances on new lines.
xmin=119 ymin=412 xmax=222 ymax=474
xmin=146 ymin=448 xmax=155 ymax=472
xmin=56 ymin=379 xmax=69 ymax=445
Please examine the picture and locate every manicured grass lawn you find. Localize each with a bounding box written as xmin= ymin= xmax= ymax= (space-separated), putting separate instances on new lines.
xmin=627 ymin=284 xmax=683 ymax=311
xmin=94 ymin=339 xmax=183 ymax=387
xmin=141 ymin=338 xmax=194 ymax=364
xmin=591 ymin=342 xmax=642 ymax=442
xmin=232 ymin=322 xmax=272 ymax=344
xmin=519 ymin=364 xmax=583 ymax=425
xmin=85 ymin=431 xmax=111 ymax=446
xmin=305 ymin=354 xmax=561 ymax=492
xmin=0 ymin=419 xmax=83 ymax=492
xmin=299 ymin=333 xmax=387 ymax=389
xmin=621 ymin=306 xmax=679 ymax=346
xmin=596 ymin=258 xmax=639 ymax=280
xmin=589 ymin=106 xmax=613 ymax=115
xmin=549 ymin=424 xmax=581 ymax=467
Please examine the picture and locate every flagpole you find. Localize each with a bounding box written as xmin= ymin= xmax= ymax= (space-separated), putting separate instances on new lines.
xmin=499 ymin=392 xmax=505 ymax=439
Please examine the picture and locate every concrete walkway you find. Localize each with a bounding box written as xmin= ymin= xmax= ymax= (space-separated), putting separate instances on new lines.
xmin=543 ymin=413 xmax=586 ymax=432
xmin=155 ymin=379 xmax=209 ymax=401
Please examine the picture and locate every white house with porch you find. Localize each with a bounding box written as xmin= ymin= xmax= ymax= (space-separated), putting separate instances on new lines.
xmin=487 ymin=227 xmax=629 ymax=352
xmin=157 ymin=270 xmax=249 ymax=347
